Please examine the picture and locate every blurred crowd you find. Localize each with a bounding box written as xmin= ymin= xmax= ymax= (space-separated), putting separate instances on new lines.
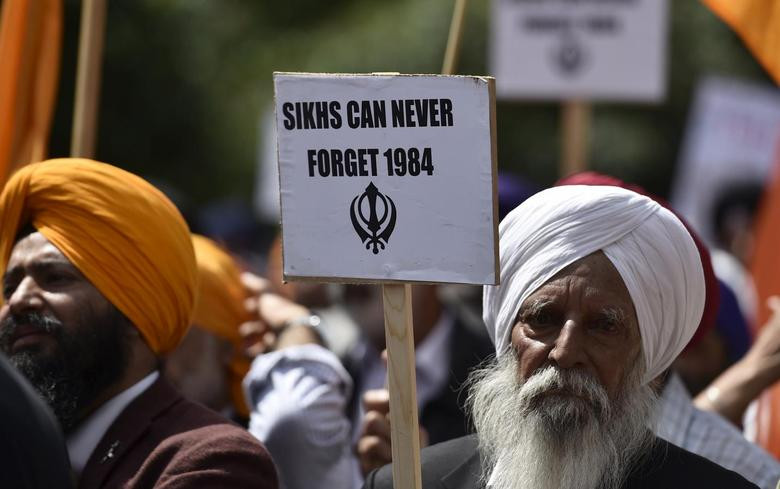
xmin=2 ymin=160 xmax=780 ymax=489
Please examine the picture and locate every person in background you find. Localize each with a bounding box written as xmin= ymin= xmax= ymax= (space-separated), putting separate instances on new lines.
xmin=695 ymin=296 xmax=780 ymax=429
xmin=346 ymin=283 xmax=493 ymax=479
xmin=265 ymin=233 xmax=360 ymax=358
xmin=675 ymin=278 xmax=753 ymax=395
xmin=164 ymin=234 xmax=253 ymax=423
xmin=0 ymin=159 xmax=278 ymax=489
xmin=241 ymin=277 xmax=493 ymax=488
xmin=241 ymin=271 xmax=355 ymax=489
xmin=709 ymin=182 xmax=764 ymax=323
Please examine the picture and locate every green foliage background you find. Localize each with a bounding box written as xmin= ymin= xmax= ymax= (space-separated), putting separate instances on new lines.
xmin=47 ymin=0 xmax=772 ymax=210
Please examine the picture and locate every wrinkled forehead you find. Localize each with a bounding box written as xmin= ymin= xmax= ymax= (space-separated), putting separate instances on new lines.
xmin=520 ymin=251 xmax=639 ymax=325
xmin=6 ymin=231 xmax=77 ymax=272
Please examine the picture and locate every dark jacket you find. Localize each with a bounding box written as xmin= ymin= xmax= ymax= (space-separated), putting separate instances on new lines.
xmin=344 ymin=314 xmax=494 ymax=445
xmin=77 ymin=377 xmax=278 ymax=489
xmin=363 ymin=434 xmax=759 ymax=489
xmin=0 ymin=353 xmax=73 ymax=489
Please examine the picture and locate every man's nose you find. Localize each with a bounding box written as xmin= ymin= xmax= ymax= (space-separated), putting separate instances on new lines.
xmin=7 ymin=277 xmax=43 ymax=314
xmin=548 ymin=319 xmax=587 ymax=369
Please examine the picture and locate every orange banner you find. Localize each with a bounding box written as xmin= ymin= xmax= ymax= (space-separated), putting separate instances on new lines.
xmin=0 ymin=0 xmax=62 ymax=185
xmin=750 ymin=138 xmax=780 ymax=455
xmin=702 ymin=0 xmax=780 ymax=85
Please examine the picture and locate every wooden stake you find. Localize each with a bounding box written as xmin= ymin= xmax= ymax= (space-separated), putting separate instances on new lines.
xmin=560 ymin=99 xmax=591 ymax=177
xmin=382 ymin=4 xmax=470 ymax=488
xmin=70 ymin=0 xmax=106 ymax=158
xmin=382 ymin=284 xmax=422 ymax=489
xmin=441 ymin=0 xmax=468 ymax=76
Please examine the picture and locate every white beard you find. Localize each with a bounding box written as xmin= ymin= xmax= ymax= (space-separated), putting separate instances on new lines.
xmin=467 ymin=355 xmax=657 ymax=489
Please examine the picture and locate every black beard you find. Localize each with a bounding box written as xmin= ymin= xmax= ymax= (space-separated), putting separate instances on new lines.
xmin=0 ymin=308 xmax=132 ymax=433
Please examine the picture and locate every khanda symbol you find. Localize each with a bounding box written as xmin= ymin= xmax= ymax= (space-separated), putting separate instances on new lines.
xmin=350 ymin=182 xmax=397 ymax=254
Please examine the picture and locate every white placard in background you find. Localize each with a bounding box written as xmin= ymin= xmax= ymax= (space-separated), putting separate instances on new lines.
xmin=274 ymin=73 xmax=498 ymax=285
xmin=491 ymin=0 xmax=668 ymax=101
xmin=671 ymin=76 xmax=780 ymax=245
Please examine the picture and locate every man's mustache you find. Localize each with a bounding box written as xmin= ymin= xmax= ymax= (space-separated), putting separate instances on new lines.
xmin=0 ymin=312 xmax=64 ymax=349
xmin=521 ymin=365 xmax=610 ymax=415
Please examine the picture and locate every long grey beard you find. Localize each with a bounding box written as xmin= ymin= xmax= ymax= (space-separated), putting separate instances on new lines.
xmin=467 ymin=355 xmax=657 ymax=489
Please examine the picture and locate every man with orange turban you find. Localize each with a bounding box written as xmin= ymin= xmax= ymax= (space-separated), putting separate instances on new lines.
xmin=165 ymin=234 xmax=253 ymax=421
xmin=0 ymin=159 xmax=278 ymax=489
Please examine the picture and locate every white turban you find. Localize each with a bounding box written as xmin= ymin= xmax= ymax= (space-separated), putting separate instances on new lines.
xmin=483 ymin=185 xmax=705 ymax=384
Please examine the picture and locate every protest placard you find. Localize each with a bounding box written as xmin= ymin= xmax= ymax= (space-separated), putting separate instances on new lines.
xmin=672 ymin=76 xmax=780 ymax=246
xmin=274 ymin=72 xmax=499 ymax=285
xmin=491 ymin=0 xmax=668 ymax=101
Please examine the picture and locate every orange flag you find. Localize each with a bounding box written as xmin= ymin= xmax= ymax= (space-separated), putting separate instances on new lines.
xmin=749 ymin=137 xmax=780 ymax=455
xmin=702 ymin=0 xmax=780 ymax=85
xmin=0 ymin=0 xmax=62 ymax=185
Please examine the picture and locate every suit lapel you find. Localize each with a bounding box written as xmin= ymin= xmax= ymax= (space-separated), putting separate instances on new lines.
xmin=77 ymin=377 xmax=181 ymax=489
xmin=440 ymin=449 xmax=483 ymax=489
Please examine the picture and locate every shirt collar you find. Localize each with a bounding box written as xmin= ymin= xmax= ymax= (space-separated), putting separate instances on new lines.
xmin=655 ymin=371 xmax=695 ymax=447
xmin=66 ymin=371 xmax=159 ymax=474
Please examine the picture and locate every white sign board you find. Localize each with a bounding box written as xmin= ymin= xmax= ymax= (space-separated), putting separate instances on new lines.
xmin=491 ymin=0 xmax=668 ymax=101
xmin=274 ymin=73 xmax=498 ymax=285
xmin=671 ymin=76 xmax=780 ymax=245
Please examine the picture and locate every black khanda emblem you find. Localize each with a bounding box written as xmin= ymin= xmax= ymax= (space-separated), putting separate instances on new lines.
xmin=554 ymin=35 xmax=588 ymax=77
xmin=350 ymin=182 xmax=396 ymax=254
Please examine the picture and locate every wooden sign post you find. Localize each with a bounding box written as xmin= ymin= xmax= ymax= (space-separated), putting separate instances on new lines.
xmin=274 ymin=69 xmax=498 ymax=488
xmin=382 ymin=282 xmax=420 ymax=488
xmin=561 ymin=99 xmax=590 ymax=177
xmin=384 ymin=2 xmax=470 ymax=485
xmin=490 ymin=0 xmax=668 ymax=176
xmin=71 ymin=0 xmax=107 ymax=158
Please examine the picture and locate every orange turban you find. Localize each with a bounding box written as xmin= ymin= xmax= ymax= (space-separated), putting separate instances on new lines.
xmin=191 ymin=234 xmax=252 ymax=417
xmin=0 ymin=158 xmax=197 ymax=355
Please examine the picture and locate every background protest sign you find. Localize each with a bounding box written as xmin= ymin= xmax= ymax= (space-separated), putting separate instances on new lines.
xmin=490 ymin=0 xmax=668 ymax=102
xmin=274 ymin=72 xmax=499 ymax=285
xmin=671 ymin=76 xmax=780 ymax=246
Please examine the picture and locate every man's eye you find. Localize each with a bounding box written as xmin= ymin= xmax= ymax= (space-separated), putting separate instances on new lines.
xmin=44 ymin=273 xmax=71 ymax=285
xmin=524 ymin=310 xmax=555 ymax=327
xmin=594 ymin=318 xmax=620 ymax=334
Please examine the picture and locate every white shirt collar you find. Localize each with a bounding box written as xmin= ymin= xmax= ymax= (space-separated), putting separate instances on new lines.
xmin=66 ymin=371 xmax=159 ymax=474
xmin=656 ymin=371 xmax=695 ymax=448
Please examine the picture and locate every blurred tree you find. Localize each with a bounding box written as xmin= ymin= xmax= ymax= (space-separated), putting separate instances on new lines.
xmin=45 ymin=0 xmax=771 ymax=210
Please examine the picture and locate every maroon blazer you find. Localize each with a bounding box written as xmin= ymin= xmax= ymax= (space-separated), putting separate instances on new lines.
xmin=77 ymin=377 xmax=278 ymax=489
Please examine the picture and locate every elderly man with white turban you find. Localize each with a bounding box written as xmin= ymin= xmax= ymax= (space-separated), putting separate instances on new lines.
xmin=363 ymin=185 xmax=758 ymax=489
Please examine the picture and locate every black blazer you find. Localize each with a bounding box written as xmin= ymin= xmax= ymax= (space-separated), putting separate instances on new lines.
xmin=363 ymin=434 xmax=760 ymax=489
xmin=344 ymin=314 xmax=494 ymax=445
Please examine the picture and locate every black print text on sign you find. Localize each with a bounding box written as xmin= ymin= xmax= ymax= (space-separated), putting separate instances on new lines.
xmin=308 ymin=147 xmax=434 ymax=177
xmin=350 ymin=182 xmax=396 ymax=255
xmin=281 ymin=98 xmax=454 ymax=130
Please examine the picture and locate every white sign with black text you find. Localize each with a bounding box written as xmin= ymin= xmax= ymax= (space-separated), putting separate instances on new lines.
xmin=491 ymin=0 xmax=668 ymax=101
xmin=274 ymin=73 xmax=498 ymax=285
